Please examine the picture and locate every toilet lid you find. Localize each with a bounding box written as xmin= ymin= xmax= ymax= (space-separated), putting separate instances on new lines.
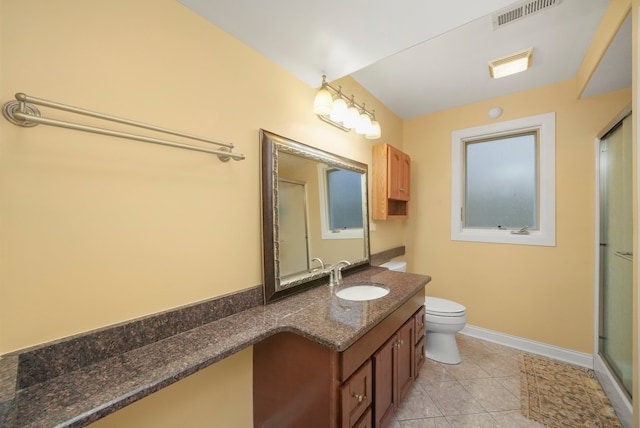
xmin=426 ymin=297 xmax=466 ymax=316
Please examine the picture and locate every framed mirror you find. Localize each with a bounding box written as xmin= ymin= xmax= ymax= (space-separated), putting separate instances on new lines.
xmin=260 ymin=130 xmax=370 ymax=303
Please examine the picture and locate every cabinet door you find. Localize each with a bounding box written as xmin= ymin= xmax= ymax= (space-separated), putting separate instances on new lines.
xmin=341 ymin=360 xmax=372 ymax=428
xmin=387 ymin=146 xmax=410 ymax=202
xmin=396 ymin=320 xmax=414 ymax=403
xmin=373 ymin=336 xmax=396 ymax=428
xmin=399 ymin=150 xmax=410 ymax=201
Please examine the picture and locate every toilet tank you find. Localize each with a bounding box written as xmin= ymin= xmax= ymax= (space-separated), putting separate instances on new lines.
xmin=379 ymin=261 xmax=407 ymax=272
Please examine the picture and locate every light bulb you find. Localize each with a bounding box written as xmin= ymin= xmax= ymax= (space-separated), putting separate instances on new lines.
xmin=330 ymin=97 xmax=347 ymax=122
xmin=313 ymin=87 xmax=333 ymax=115
xmin=356 ymin=112 xmax=372 ymax=134
xmin=365 ymin=120 xmax=381 ymax=139
xmin=343 ymin=105 xmax=360 ymax=129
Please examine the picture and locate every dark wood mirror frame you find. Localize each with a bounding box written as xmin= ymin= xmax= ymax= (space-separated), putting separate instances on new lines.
xmin=260 ymin=129 xmax=370 ymax=303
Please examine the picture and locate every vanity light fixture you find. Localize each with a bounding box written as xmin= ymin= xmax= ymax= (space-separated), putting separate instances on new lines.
xmin=489 ymin=48 xmax=533 ymax=79
xmin=313 ymin=75 xmax=381 ymax=139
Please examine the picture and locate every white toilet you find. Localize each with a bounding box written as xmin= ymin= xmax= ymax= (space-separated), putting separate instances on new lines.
xmin=379 ymin=260 xmax=407 ymax=272
xmin=424 ymin=297 xmax=466 ymax=364
xmin=380 ymin=261 xmax=467 ymax=365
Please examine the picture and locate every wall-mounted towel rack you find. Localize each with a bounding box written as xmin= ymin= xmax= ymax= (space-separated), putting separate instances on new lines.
xmin=2 ymin=92 xmax=245 ymax=162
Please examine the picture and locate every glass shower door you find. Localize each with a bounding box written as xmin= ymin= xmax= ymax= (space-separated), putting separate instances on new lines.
xmin=278 ymin=179 xmax=309 ymax=277
xmin=599 ymin=114 xmax=632 ymax=397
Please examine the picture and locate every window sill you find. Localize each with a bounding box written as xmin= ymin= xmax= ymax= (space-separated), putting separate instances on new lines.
xmin=451 ymin=228 xmax=555 ymax=246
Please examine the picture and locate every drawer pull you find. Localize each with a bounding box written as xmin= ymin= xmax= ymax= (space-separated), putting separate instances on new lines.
xmin=353 ymin=393 xmax=366 ymax=403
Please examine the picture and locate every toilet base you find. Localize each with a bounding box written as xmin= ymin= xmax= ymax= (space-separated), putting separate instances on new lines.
xmin=425 ymin=331 xmax=461 ymax=364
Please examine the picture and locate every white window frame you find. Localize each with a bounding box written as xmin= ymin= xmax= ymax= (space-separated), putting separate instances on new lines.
xmin=451 ymin=112 xmax=556 ymax=246
xmin=317 ymin=164 xmax=364 ymax=240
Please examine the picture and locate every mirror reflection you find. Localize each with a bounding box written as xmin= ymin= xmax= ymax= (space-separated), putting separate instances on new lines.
xmin=261 ymin=130 xmax=370 ymax=303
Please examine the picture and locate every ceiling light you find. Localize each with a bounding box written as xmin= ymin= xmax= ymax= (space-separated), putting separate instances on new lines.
xmin=313 ymin=75 xmax=381 ymax=138
xmin=489 ymin=48 xmax=533 ymax=79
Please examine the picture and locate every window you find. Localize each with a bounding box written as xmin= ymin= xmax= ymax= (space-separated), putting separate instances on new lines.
xmin=451 ymin=112 xmax=555 ymax=246
xmin=318 ymin=165 xmax=364 ymax=239
xmin=465 ymin=132 xmax=538 ymax=229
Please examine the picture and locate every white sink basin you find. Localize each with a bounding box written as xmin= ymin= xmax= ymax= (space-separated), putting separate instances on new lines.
xmin=336 ymin=284 xmax=389 ymax=301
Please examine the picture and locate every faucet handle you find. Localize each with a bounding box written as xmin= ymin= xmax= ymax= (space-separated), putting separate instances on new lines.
xmin=333 ymin=260 xmax=352 ymax=284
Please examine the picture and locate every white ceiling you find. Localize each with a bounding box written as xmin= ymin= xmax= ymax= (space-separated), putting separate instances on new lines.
xmin=178 ymin=0 xmax=631 ymax=119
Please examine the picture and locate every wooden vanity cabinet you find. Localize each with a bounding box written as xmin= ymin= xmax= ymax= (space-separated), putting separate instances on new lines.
xmin=253 ymin=290 xmax=426 ymax=428
xmin=372 ymin=144 xmax=411 ymax=220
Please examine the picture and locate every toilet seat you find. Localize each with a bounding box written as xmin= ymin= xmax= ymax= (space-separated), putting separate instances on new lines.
xmin=426 ymin=297 xmax=466 ymax=317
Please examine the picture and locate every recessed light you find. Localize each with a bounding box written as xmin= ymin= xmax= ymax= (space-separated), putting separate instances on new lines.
xmin=489 ymin=48 xmax=533 ymax=79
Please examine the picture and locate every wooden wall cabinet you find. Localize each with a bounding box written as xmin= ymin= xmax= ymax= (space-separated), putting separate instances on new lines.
xmin=372 ymin=144 xmax=411 ymax=220
xmin=253 ymin=292 xmax=426 ymax=428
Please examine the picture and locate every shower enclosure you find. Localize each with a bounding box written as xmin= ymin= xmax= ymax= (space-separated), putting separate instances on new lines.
xmin=597 ymin=112 xmax=632 ymax=425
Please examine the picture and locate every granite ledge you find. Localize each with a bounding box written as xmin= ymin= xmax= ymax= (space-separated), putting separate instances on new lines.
xmin=0 ymin=267 xmax=430 ymax=427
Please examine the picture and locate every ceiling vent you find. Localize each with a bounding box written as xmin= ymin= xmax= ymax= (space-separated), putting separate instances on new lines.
xmin=492 ymin=0 xmax=562 ymax=30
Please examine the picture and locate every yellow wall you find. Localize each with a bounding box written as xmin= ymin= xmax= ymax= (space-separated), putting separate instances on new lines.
xmin=0 ymin=0 xmax=403 ymax=353
xmin=91 ymin=347 xmax=253 ymax=428
xmin=0 ymin=0 xmax=403 ymax=426
xmin=404 ymin=81 xmax=631 ymax=353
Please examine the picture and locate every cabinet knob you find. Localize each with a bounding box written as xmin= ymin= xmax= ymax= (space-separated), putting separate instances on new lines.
xmin=400 ymin=188 xmax=405 ymax=192
xmin=353 ymin=393 xmax=366 ymax=403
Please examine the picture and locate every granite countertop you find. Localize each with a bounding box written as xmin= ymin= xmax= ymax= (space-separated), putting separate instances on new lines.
xmin=0 ymin=266 xmax=430 ymax=427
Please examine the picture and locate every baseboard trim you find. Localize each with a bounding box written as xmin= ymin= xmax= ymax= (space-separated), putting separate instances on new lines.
xmin=460 ymin=325 xmax=594 ymax=369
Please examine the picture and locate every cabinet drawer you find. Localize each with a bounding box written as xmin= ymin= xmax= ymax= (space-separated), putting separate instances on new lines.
xmin=341 ymin=360 xmax=372 ymax=428
xmin=414 ymin=336 xmax=425 ymax=378
xmin=414 ymin=306 xmax=426 ymax=344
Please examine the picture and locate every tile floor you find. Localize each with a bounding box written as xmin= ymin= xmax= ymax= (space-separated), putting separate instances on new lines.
xmin=388 ymin=333 xmax=544 ymax=427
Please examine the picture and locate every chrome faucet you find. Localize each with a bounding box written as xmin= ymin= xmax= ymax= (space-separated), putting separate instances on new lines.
xmin=330 ymin=260 xmax=351 ymax=286
xmin=311 ymin=257 xmax=325 ymax=271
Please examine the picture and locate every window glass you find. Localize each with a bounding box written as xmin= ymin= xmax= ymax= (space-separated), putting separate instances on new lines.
xmin=326 ymin=168 xmax=363 ymax=230
xmin=450 ymin=112 xmax=555 ymax=246
xmin=464 ymin=132 xmax=537 ymax=229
